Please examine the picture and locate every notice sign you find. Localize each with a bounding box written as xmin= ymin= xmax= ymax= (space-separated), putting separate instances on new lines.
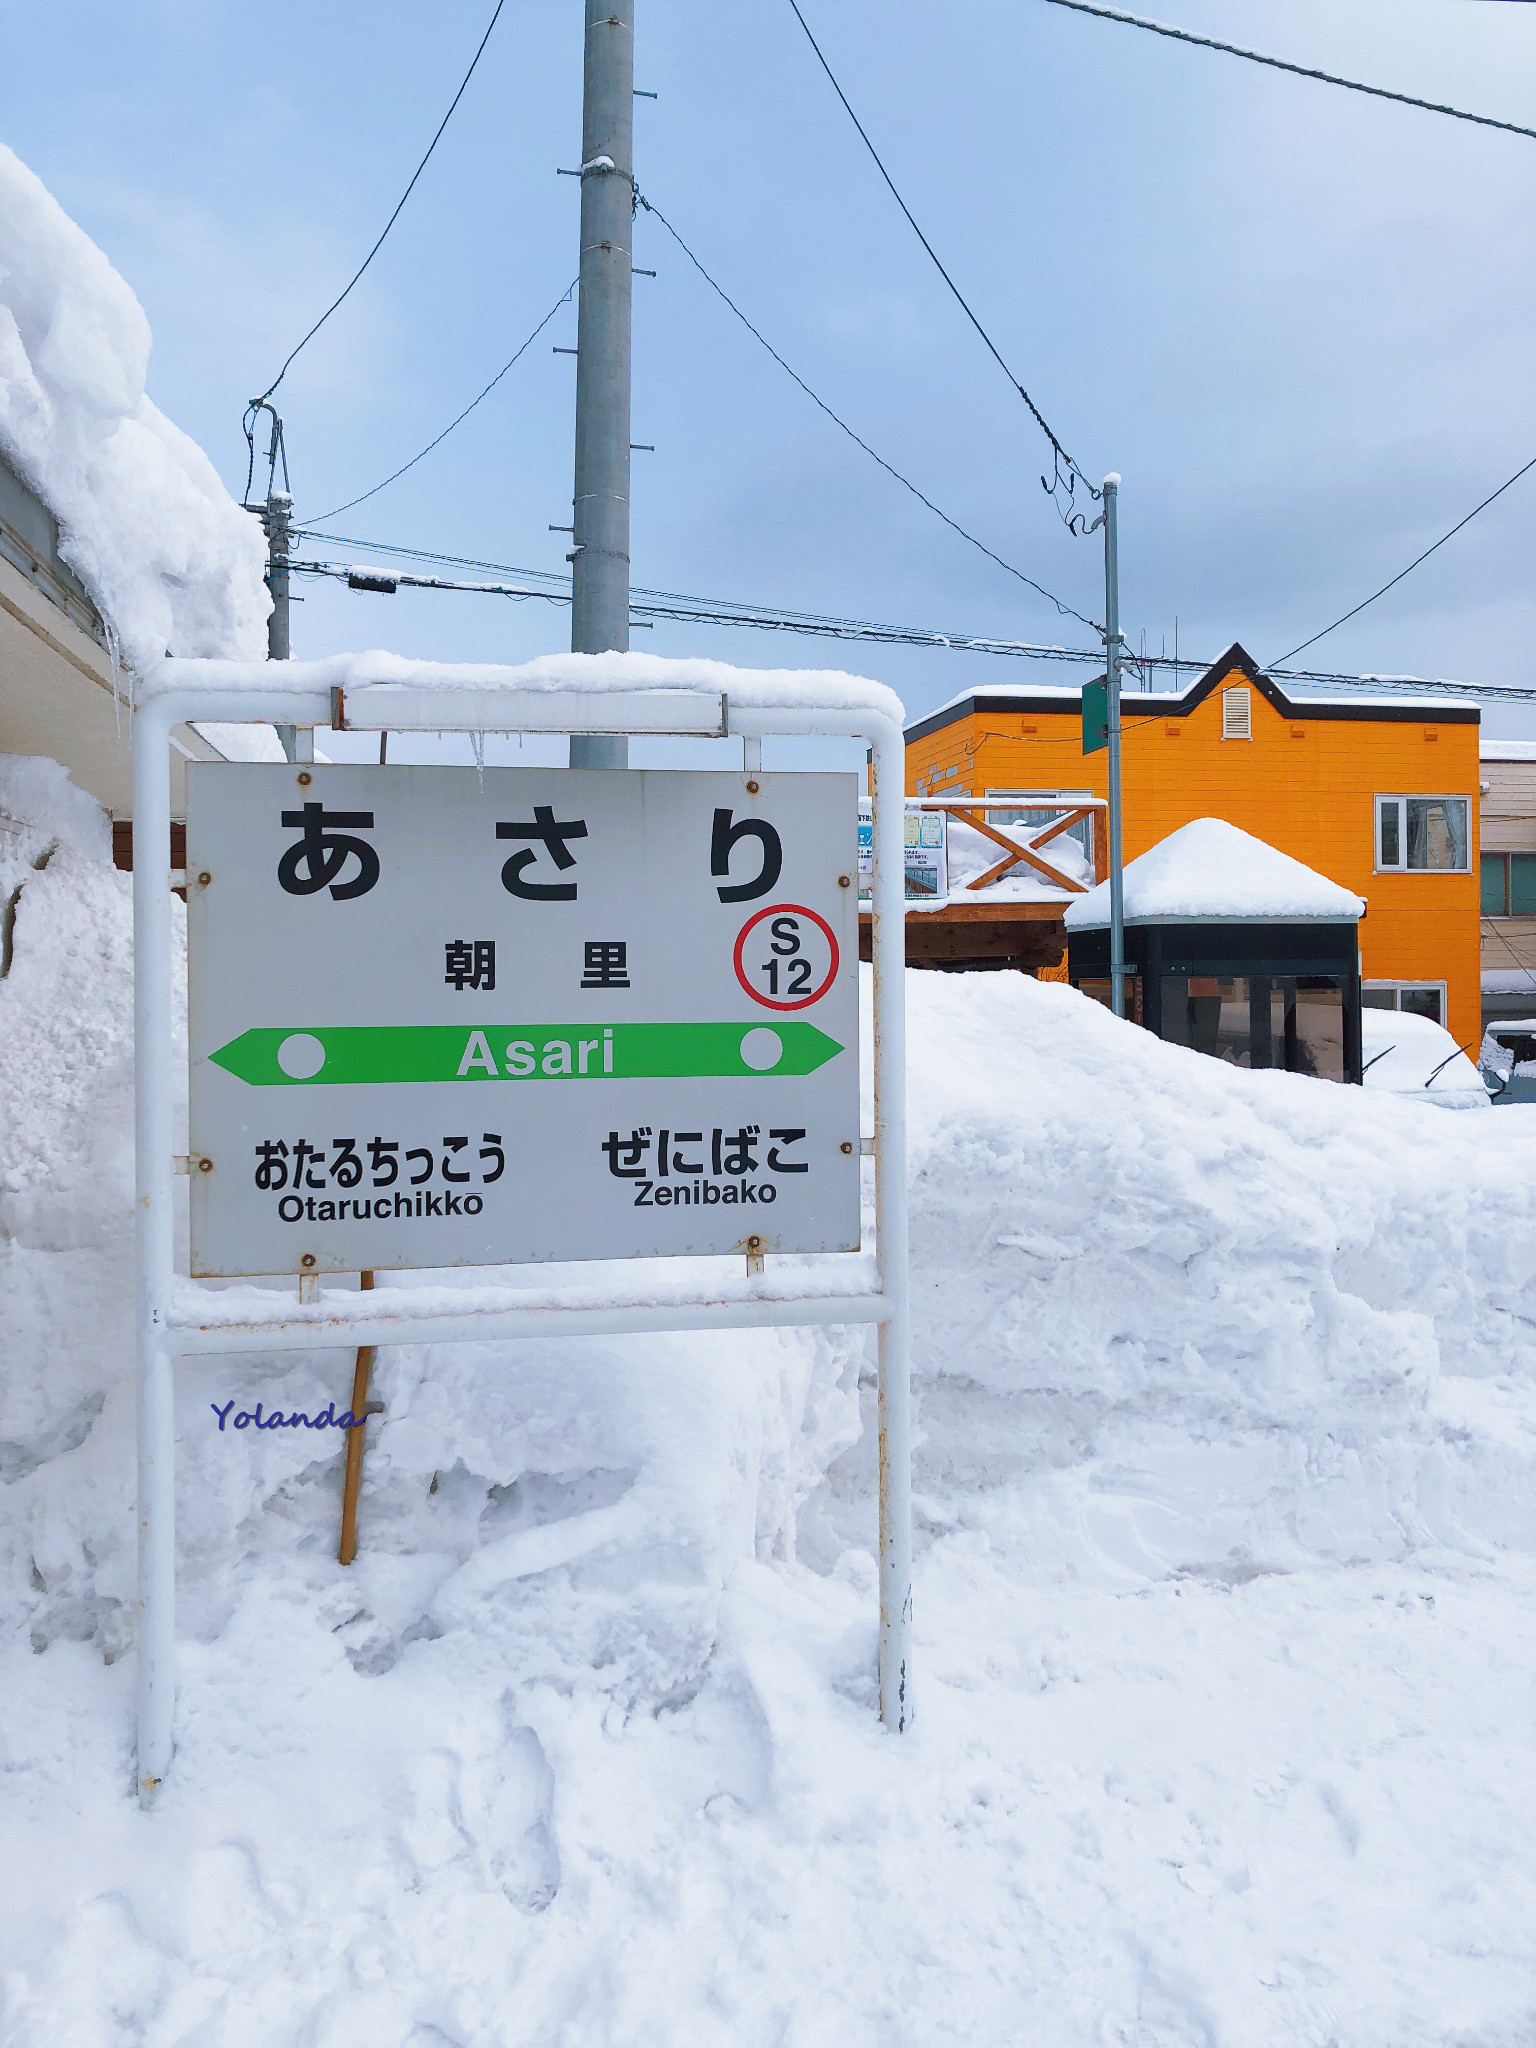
xmin=187 ymin=765 xmax=860 ymax=1277
xmin=858 ymin=801 xmax=947 ymax=902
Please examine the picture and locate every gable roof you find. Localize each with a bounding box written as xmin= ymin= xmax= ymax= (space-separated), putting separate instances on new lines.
xmin=903 ymin=641 xmax=1480 ymax=745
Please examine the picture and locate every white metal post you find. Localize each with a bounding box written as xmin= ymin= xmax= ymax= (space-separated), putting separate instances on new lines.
xmin=132 ymin=676 xmax=914 ymax=1797
xmin=133 ymin=686 xmax=326 ymax=1805
xmin=867 ymin=715 xmax=912 ymax=1729
xmin=132 ymin=693 xmax=179 ymax=1805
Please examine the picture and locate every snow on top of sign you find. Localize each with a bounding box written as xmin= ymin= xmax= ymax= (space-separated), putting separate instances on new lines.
xmin=1065 ymin=817 xmax=1364 ymax=927
xmin=0 ymin=145 xmax=269 ymax=672
xmin=141 ymin=649 xmax=907 ymax=724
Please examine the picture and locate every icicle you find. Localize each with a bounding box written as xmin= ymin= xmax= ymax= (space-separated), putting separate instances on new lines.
xmin=105 ymin=617 xmax=125 ymax=745
xmin=472 ymin=730 xmax=485 ymax=791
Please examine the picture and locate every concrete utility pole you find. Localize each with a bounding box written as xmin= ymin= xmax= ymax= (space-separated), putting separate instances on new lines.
xmin=266 ymin=492 xmax=291 ymax=661
xmin=1102 ymin=473 xmax=1127 ymax=1020
xmin=568 ymin=0 xmax=635 ymax=771
xmin=264 ymin=488 xmax=299 ymax=762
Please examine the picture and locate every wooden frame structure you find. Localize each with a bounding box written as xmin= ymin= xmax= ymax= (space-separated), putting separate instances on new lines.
xmin=860 ymin=795 xmax=1108 ymax=973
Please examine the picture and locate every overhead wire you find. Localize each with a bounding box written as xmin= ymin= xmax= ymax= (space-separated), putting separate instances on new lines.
xmin=1037 ymin=0 xmax=1536 ymax=142
xmin=255 ymin=0 xmax=507 ymax=404
xmin=785 ymin=0 xmax=1096 ymax=523
xmin=288 ymin=537 xmax=1536 ymax=701
xmin=632 ymin=191 xmax=1101 ymax=635
xmin=242 ymin=399 xmax=290 ymax=507
xmin=1272 ymin=450 xmax=1536 ymax=665
xmin=302 ymin=280 xmax=579 ymax=523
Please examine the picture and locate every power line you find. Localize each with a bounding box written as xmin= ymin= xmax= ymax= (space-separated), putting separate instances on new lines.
xmin=256 ymin=0 xmax=507 ymax=404
xmin=1039 ymin=0 xmax=1536 ymax=143
xmin=290 ymin=541 xmax=1536 ymax=700
xmin=302 ymin=280 xmax=579 ymax=524
xmin=632 ymin=191 xmax=1101 ymax=635
xmin=785 ymin=0 xmax=1094 ymax=517
xmin=1273 ymin=451 xmax=1536 ymax=665
xmin=294 ymin=552 xmax=1097 ymax=649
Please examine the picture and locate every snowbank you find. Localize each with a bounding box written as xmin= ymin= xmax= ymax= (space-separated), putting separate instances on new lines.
xmin=0 ymin=143 xmax=269 ymax=671
xmin=1066 ymin=816 xmax=1364 ymax=926
xmin=0 ymin=753 xmax=110 ymax=862
xmin=5 ymin=781 xmax=1536 ymax=2044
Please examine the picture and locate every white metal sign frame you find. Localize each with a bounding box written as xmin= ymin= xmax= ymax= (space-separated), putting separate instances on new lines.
xmin=132 ymin=673 xmax=910 ymax=1803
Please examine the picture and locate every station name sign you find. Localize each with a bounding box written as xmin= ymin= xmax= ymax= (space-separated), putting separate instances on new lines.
xmin=187 ymin=765 xmax=860 ymax=1276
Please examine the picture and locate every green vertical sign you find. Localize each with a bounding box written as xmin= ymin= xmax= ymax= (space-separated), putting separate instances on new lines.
xmin=1082 ymin=677 xmax=1108 ymax=756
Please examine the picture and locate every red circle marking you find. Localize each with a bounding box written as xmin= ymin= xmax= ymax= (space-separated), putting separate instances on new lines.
xmin=734 ymin=903 xmax=840 ymax=1011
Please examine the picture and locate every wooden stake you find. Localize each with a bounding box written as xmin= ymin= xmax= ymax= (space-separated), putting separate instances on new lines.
xmin=338 ymin=1270 xmax=374 ymax=1566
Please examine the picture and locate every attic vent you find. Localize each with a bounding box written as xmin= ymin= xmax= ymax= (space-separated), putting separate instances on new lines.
xmin=1221 ymin=687 xmax=1252 ymax=740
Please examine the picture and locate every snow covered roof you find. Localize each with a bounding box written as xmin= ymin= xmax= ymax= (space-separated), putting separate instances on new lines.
xmin=1064 ymin=818 xmax=1364 ymax=929
xmin=906 ymin=644 xmax=1479 ymax=744
xmin=913 ymin=679 xmax=1480 ymax=726
xmin=1480 ymin=739 xmax=1536 ymax=762
xmin=0 ymin=143 xmax=268 ymax=672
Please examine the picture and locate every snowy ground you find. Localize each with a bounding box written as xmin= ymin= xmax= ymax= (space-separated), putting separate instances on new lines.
xmin=5 ymin=773 xmax=1536 ymax=2046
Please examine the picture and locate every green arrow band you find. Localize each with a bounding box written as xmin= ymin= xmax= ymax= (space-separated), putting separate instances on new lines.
xmin=208 ymin=1021 xmax=844 ymax=1087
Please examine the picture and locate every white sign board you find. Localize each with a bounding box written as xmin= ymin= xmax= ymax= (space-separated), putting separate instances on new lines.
xmin=187 ymin=765 xmax=860 ymax=1276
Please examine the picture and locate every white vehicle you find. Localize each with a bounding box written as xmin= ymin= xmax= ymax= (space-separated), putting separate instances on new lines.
xmin=1361 ymin=1009 xmax=1490 ymax=1110
xmin=1478 ymin=1019 xmax=1536 ymax=1105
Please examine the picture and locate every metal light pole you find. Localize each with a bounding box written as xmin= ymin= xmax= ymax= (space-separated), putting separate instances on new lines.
xmin=568 ymin=0 xmax=634 ymax=771
xmin=1103 ymin=473 xmax=1126 ymax=1019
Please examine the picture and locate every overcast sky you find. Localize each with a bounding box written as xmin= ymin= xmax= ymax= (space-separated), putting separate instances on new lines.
xmin=5 ymin=0 xmax=1536 ymax=737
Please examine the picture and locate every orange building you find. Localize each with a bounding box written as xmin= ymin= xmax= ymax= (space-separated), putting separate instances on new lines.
xmin=904 ymin=643 xmax=1481 ymax=1044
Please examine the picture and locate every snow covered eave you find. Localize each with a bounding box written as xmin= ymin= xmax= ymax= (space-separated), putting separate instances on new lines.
xmin=905 ymin=639 xmax=1481 ymax=745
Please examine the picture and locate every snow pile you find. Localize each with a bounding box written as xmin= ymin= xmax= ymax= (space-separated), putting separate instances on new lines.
xmin=1066 ymin=816 xmax=1364 ymax=927
xmin=0 ymin=144 xmax=269 ymax=671
xmin=6 ymin=771 xmax=1536 ymax=2042
xmin=1362 ymin=1008 xmax=1488 ymax=1107
xmin=0 ymin=753 xmax=111 ymax=862
xmin=0 ymin=758 xmax=117 ymax=1186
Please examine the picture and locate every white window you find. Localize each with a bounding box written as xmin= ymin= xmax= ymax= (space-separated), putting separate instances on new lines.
xmin=1221 ymin=687 xmax=1252 ymax=740
xmin=1362 ymin=982 xmax=1446 ymax=1026
xmin=1375 ymin=796 xmax=1470 ymax=872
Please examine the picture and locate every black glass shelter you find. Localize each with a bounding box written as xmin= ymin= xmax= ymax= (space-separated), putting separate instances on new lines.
xmin=1068 ymin=917 xmax=1363 ymax=1084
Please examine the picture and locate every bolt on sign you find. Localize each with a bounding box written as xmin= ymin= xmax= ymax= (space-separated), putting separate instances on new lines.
xmin=186 ymin=766 xmax=860 ymax=1276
